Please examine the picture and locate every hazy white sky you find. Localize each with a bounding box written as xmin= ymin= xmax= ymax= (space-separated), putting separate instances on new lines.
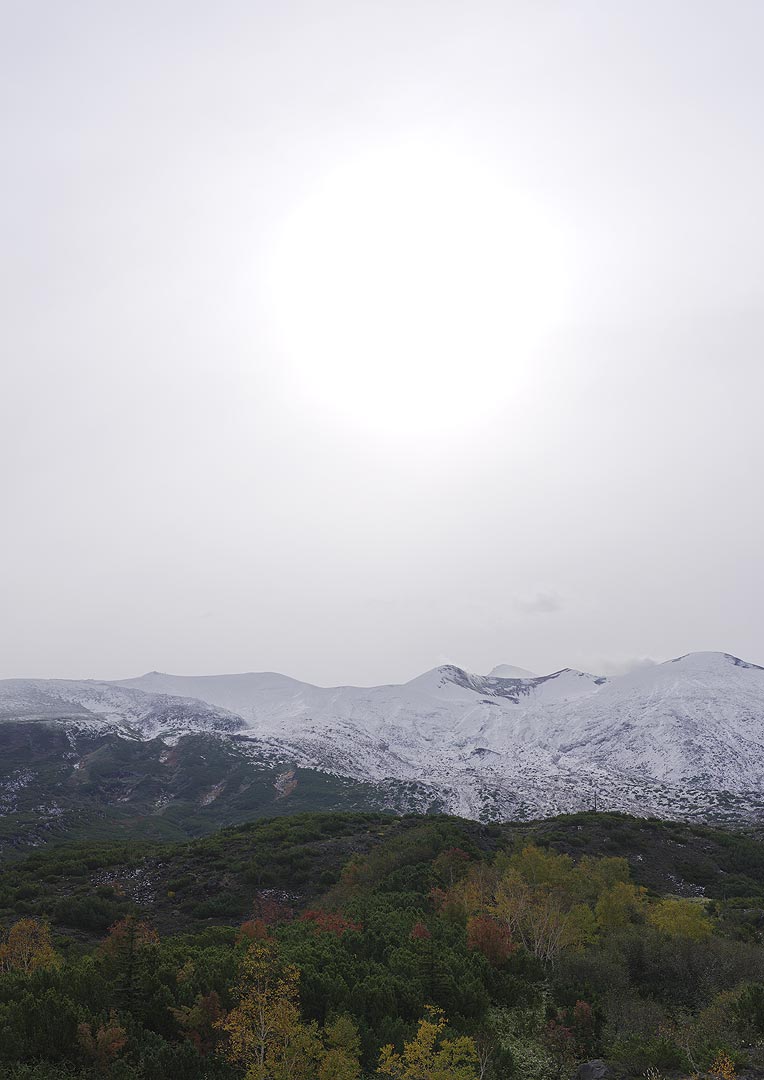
xmin=2 ymin=1 xmax=764 ymax=685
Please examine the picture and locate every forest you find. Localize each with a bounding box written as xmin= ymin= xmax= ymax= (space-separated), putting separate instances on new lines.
xmin=1 ymin=810 xmax=764 ymax=1079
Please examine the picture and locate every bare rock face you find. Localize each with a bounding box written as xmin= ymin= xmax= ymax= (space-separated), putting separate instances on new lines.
xmin=574 ymin=1061 xmax=608 ymax=1080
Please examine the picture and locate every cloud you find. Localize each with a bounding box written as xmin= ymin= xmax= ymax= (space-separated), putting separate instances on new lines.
xmin=593 ymin=656 xmax=658 ymax=676
xmin=515 ymin=592 xmax=563 ymax=616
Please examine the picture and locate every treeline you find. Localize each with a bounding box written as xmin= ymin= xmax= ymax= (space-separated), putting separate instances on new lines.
xmin=0 ymin=814 xmax=764 ymax=1078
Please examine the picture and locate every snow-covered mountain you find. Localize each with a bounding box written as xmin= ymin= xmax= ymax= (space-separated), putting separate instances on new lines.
xmin=0 ymin=678 xmax=244 ymax=739
xmin=527 ymin=652 xmax=764 ymax=788
xmin=3 ymin=651 xmax=764 ymax=830
xmin=117 ymin=651 xmax=764 ymax=821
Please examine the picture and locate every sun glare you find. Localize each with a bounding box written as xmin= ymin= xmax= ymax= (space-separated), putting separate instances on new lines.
xmin=267 ymin=141 xmax=568 ymax=437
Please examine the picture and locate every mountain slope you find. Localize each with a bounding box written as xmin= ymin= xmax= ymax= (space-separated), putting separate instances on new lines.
xmin=3 ymin=651 xmax=764 ymax=847
xmin=0 ymin=678 xmax=245 ymax=738
xmin=119 ymin=652 xmax=764 ymax=822
xmin=0 ymin=680 xmax=443 ymax=851
xmin=532 ymin=652 xmax=764 ymax=787
xmin=5 ymin=811 xmax=764 ymax=940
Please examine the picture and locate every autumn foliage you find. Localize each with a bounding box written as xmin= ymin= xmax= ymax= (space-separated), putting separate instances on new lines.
xmin=218 ymin=938 xmax=362 ymax=1079
xmin=377 ymin=1005 xmax=479 ymax=1080
xmin=0 ymin=918 xmax=59 ymax=974
xmin=77 ymin=1013 xmax=128 ymax=1073
xmin=465 ymin=914 xmax=515 ymax=965
xmin=237 ymin=917 xmax=272 ymax=943
xmin=0 ymin=811 xmax=756 ymax=1080
xmin=99 ymin=915 xmax=159 ymax=958
xmin=171 ymin=991 xmax=224 ymax=1055
xmin=300 ymin=909 xmax=362 ymax=936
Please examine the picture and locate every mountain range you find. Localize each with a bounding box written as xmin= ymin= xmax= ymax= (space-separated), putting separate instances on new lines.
xmin=1 ymin=650 xmax=763 ymax=849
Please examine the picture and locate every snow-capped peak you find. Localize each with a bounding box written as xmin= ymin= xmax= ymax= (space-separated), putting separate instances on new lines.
xmin=666 ymin=651 xmax=764 ymax=672
xmin=5 ymin=649 xmax=764 ymax=826
xmin=488 ymin=664 xmax=538 ymax=680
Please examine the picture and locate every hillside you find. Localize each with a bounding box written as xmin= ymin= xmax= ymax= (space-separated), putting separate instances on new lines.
xmin=3 ymin=651 xmax=764 ymax=852
xmin=0 ymin=722 xmax=433 ymax=854
xmin=121 ymin=653 xmax=764 ymax=811
xmin=4 ymin=811 xmax=764 ymax=940
xmin=2 ymin=810 xmax=764 ymax=1079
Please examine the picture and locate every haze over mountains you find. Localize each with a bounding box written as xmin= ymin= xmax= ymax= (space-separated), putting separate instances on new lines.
xmin=1 ymin=650 xmax=763 ymax=848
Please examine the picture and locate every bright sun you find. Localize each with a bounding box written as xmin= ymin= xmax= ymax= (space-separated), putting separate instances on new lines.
xmin=266 ymin=140 xmax=568 ymax=438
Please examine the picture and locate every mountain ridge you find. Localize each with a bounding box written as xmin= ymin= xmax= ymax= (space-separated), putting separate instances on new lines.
xmin=2 ymin=651 xmax=764 ymax=847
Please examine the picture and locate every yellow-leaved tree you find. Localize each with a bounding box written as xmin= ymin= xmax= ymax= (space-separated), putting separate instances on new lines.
xmin=219 ymin=939 xmax=321 ymax=1079
xmin=0 ymin=918 xmax=59 ymax=974
xmin=377 ymin=1005 xmax=479 ymax=1080
xmin=489 ymin=857 xmax=597 ymax=967
xmin=438 ymin=843 xmax=652 ymax=968
xmin=218 ymin=939 xmax=361 ymax=1080
xmin=647 ymin=898 xmax=713 ymax=940
xmin=319 ymin=1014 xmax=363 ymax=1080
xmin=594 ymin=880 xmax=647 ymax=931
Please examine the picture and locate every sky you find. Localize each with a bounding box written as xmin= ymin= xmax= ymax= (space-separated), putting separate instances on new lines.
xmin=2 ymin=1 xmax=764 ymax=686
